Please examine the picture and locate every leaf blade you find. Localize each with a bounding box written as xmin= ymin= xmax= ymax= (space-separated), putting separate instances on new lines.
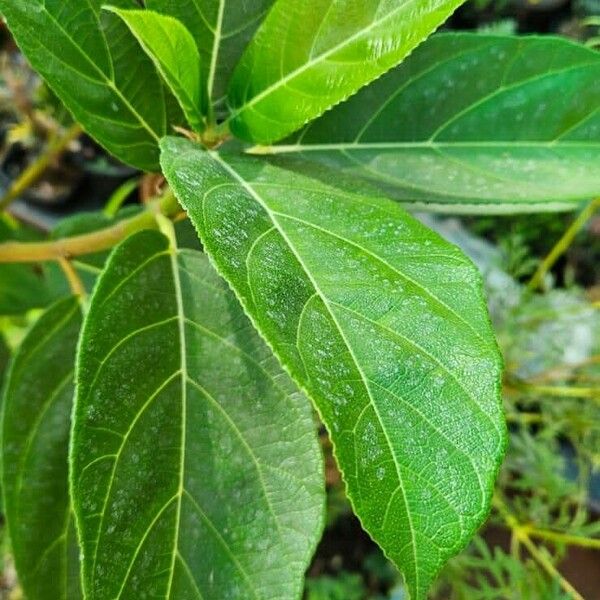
xmin=71 ymin=230 xmax=324 ymax=599
xmin=0 ymin=0 xmax=168 ymax=170
xmin=267 ymin=34 xmax=600 ymax=212
xmin=161 ymin=137 xmax=507 ymax=599
xmin=146 ymin=0 xmax=276 ymax=108
xmin=1 ymin=297 xmax=83 ymax=600
xmin=225 ymin=0 xmax=467 ymax=143
xmin=107 ymin=8 xmax=207 ymax=132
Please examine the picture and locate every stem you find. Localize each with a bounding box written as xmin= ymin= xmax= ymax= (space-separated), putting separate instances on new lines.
xmin=528 ymin=197 xmax=600 ymax=291
xmin=522 ymin=526 xmax=600 ymax=550
xmin=57 ymin=257 xmax=86 ymax=298
xmin=493 ymin=496 xmax=585 ymax=600
xmin=0 ymin=190 xmax=182 ymax=264
xmin=0 ymin=210 xmax=158 ymax=263
xmin=506 ymin=411 xmax=544 ymax=425
xmin=0 ymin=124 xmax=83 ymax=211
xmin=513 ymin=380 xmax=600 ymax=400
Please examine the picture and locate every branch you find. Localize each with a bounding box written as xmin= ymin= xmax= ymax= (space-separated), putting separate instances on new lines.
xmin=0 ymin=209 xmax=158 ymax=263
xmin=522 ymin=525 xmax=600 ymax=550
xmin=493 ymin=496 xmax=585 ymax=600
xmin=528 ymin=197 xmax=600 ymax=291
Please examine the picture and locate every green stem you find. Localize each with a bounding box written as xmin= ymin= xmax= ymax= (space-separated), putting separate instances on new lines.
xmin=493 ymin=496 xmax=585 ymax=600
xmin=528 ymin=197 xmax=600 ymax=291
xmin=0 ymin=210 xmax=158 ymax=263
xmin=0 ymin=124 xmax=83 ymax=211
xmin=512 ymin=380 xmax=600 ymax=400
xmin=0 ymin=190 xmax=182 ymax=264
xmin=523 ymin=526 xmax=600 ymax=550
xmin=57 ymin=256 xmax=87 ymax=298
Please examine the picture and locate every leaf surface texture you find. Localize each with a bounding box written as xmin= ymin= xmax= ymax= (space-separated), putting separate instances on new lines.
xmin=226 ymin=0 xmax=468 ymax=142
xmin=2 ymin=297 xmax=83 ymax=599
xmin=161 ymin=137 xmax=507 ymax=599
xmin=71 ymin=231 xmax=324 ymax=599
xmin=270 ymin=34 xmax=600 ymax=212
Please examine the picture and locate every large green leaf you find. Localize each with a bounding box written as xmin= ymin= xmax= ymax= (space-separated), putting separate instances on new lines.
xmin=146 ymin=0 xmax=276 ymax=110
xmin=262 ymin=34 xmax=600 ymax=213
xmin=0 ymin=0 xmax=169 ymax=170
xmin=1 ymin=297 xmax=82 ymax=599
xmin=108 ymin=8 xmax=207 ymax=132
xmin=225 ymin=0 xmax=468 ymax=143
xmin=71 ymin=230 xmax=324 ymax=599
xmin=161 ymin=137 xmax=506 ymax=599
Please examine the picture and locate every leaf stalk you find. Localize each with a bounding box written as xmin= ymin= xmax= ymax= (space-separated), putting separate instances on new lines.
xmin=528 ymin=197 xmax=600 ymax=291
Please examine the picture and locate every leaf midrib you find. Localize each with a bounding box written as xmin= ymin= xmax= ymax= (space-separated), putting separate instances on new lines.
xmin=163 ymin=247 xmax=187 ymax=599
xmin=256 ymin=140 xmax=600 ymax=153
xmin=265 ymin=208 xmax=492 ymax=349
xmin=207 ymin=0 xmax=226 ymax=102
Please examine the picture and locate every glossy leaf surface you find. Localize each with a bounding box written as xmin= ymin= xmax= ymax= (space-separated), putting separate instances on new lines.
xmin=0 ymin=0 xmax=168 ymax=170
xmin=161 ymin=137 xmax=506 ymax=599
xmin=72 ymin=231 xmax=324 ymax=599
xmin=2 ymin=297 xmax=82 ymax=599
xmin=226 ymin=0 xmax=468 ymax=143
xmin=108 ymin=8 xmax=207 ymax=132
xmin=146 ymin=0 xmax=276 ymax=108
xmin=270 ymin=34 xmax=600 ymax=213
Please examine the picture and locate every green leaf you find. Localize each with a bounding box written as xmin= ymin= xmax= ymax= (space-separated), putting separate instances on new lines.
xmin=71 ymin=230 xmax=324 ymax=599
xmin=265 ymin=34 xmax=600 ymax=213
xmin=225 ymin=0 xmax=467 ymax=143
xmin=0 ymin=335 xmax=8 ymax=379
xmin=161 ymin=137 xmax=507 ymax=599
xmin=0 ymin=0 xmax=169 ymax=170
xmin=1 ymin=297 xmax=83 ymax=599
xmin=107 ymin=8 xmax=207 ymax=132
xmin=146 ymin=0 xmax=276 ymax=109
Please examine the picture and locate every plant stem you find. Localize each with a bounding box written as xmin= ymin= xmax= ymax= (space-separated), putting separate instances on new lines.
xmin=513 ymin=380 xmax=600 ymax=400
xmin=528 ymin=197 xmax=600 ymax=292
xmin=505 ymin=411 xmax=544 ymax=424
xmin=493 ymin=496 xmax=585 ymax=600
xmin=522 ymin=526 xmax=600 ymax=550
xmin=0 ymin=210 xmax=158 ymax=263
xmin=57 ymin=257 xmax=86 ymax=298
xmin=0 ymin=123 xmax=83 ymax=211
xmin=0 ymin=190 xmax=182 ymax=263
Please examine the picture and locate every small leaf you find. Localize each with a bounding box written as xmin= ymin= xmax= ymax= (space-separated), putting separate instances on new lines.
xmin=146 ymin=0 xmax=276 ymax=109
xmin=269 ymin=34 xmax=600 ymax=213
xmin=225 ymin=0 xmax=468 ymax=143
xmin=1 ymin=297 xmax=83 ymax=599
xmin=161 ymin=137 xmax=507 ymax=599
xmin=0 ymin=0 xmax=170 ymax=170
xmin=71 ymin=231 xmax=324 ymax=599
xmin=107 ymin=8 xmax=207 ymax=132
